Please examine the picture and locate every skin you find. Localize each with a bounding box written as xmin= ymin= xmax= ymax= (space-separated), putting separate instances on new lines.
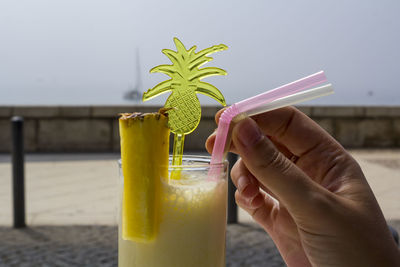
xmin=206 ymin=106 xmax=400 ymax=267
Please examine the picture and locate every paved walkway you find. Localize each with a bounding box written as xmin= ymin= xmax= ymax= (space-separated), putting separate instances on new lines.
xmin=1 ymin=150 xmax=399 ymax=226
xmin=0 ymin=150 xmax=399 ymax=266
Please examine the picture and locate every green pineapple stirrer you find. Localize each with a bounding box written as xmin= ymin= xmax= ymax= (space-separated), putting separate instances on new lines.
xmin=143 ymin=37 xmax=227 ymax=174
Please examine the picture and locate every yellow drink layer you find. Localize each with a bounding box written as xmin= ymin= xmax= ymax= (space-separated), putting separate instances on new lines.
xmin=119 ymin=111 xmax=170 ymax=242
xmin=119 ymin=176 xmax=227 ymax=267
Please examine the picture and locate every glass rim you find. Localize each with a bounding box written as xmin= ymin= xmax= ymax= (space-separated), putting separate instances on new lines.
xmin=169 ymin=155 xmax=227 ymax=170
xmin=118 ymin=154 xmax=228 ymax=170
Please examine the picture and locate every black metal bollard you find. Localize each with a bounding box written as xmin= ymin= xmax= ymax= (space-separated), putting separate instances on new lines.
xmin=11 ymin=116 xmax=26 ymax=228
xmin=227 ymin=152 xmax=238 ymax=224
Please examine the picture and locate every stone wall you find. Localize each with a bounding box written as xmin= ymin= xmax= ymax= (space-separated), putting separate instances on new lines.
xmin=0 ymin=106 xmax=399 ymax=152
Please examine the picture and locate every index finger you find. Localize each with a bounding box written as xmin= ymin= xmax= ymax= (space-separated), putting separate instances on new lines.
xmin=251 ymin=106 xmax=339 ymax=156
xmin=214 ymin=106 xmax=338 ymax=156
xmin=250 ymin=107 xmax=355 ymax=182
xmin=215 ymin=106 xmax=352 ymax=182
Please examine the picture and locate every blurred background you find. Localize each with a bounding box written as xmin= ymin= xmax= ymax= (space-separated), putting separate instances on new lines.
xmin=1 ymin=0 xmax=399 ymax=106
xmin=0 ymin=1 xmax=399 ymax=266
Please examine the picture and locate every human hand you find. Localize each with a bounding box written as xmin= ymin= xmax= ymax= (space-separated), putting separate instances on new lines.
xmin=206 ymin=107 xmax=400 ymax=267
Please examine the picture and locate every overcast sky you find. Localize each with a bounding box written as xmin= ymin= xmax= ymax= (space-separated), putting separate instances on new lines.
xmin=0 ymin=0 xmax=399 ymax=106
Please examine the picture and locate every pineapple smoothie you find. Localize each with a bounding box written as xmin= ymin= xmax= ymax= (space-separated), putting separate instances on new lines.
xmin=118 ymin=161 xmax=227 ymax=267
xmin=118 ymin=38 xmax=229 ymax=266
xmin=118 ymin=112 xmax=228 ymax=267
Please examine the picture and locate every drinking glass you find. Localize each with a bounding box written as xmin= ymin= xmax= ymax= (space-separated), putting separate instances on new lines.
xmin=118 ymin=155 xmax=228 ymax=267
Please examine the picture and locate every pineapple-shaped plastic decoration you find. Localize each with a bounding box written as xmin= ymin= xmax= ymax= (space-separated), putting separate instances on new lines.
xmin=143 ymin=38 xmax=227 ymax=167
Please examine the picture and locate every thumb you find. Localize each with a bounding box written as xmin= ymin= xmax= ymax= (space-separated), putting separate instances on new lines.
xmin=232 ymin=117 xmax=322 ymax=213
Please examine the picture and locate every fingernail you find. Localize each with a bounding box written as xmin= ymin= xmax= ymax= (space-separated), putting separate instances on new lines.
xmin=237 ymin=119 xmax=263 ymax=147
xmin=237 ymin=176 xmax=250 ymax=192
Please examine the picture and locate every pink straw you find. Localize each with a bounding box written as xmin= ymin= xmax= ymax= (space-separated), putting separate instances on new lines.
xmin=210 ymin=71 xmax=327 ymax=169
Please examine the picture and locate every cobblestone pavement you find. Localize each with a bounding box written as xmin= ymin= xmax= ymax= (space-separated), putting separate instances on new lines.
xmin=1 ymin=221 xmax=399 ymax=267
xmin=0 ymin=223 xmax=285 ymax=267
